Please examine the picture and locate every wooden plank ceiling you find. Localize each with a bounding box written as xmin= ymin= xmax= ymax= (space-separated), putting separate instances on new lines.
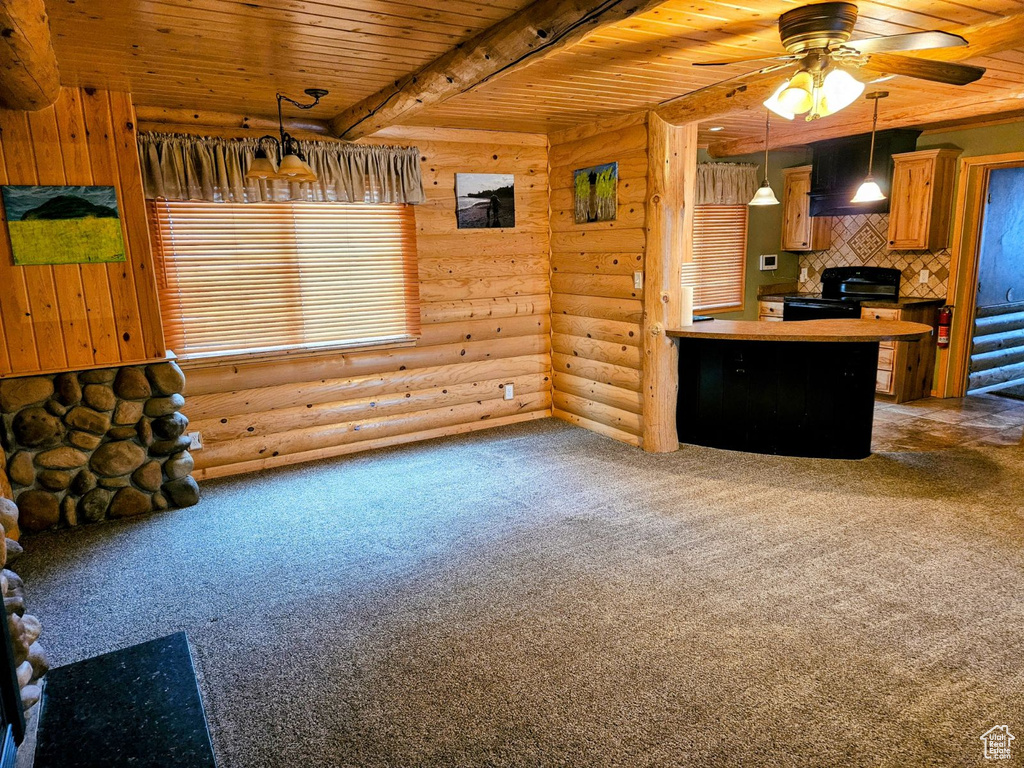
xmin=46 ymin=0 xmax=1024 ymax=153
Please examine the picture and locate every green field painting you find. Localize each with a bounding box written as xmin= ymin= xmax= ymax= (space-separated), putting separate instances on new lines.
xmin=573 ymin=162 xmax=617 ymax=224
xmin=2 ymin=185 xmax=126 ymax=265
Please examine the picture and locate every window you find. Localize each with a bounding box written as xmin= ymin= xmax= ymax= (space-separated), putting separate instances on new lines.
xmin=149 ymin=201 xmax=420 ymax=360
xmin=681 ymin=204 xmax=748 ymax=312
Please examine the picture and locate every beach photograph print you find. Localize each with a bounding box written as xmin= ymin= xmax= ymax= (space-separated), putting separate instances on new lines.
xmin=2 ymin=185 xmax=126 ymax=266
xmin=574 ymin=162 xmax=617 ymax=224
xmin=455 ymin=173 xmax=515 ymax=229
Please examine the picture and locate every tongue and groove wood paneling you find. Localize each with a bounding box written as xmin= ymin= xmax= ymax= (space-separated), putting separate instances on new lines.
xmin=181 ymin=129 xmax=551 ymax=479
xmin=0 ymin=87 xmax=166 ymax=378
xmin=548 ymin=118 xmax=648 ymax=446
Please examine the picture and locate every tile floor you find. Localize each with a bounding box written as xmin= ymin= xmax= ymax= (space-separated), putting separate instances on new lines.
xmin=872 ymin=392 xmax=1024 ymax=452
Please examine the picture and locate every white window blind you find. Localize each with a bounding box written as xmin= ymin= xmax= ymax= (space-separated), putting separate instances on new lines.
xmin=149 ymin=200 xmax=420 ymax=360
xmin=682 ymin=204 xmax=748 ymax=312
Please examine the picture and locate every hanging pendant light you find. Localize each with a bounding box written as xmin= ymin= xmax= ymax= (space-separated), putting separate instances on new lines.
xmin=851 ymin=91 xmax=889 ymax=203
xmin=749 ymin=110 xmax=780 ymax=206
xmin=244 ymin=88 xmax=328 ymax=183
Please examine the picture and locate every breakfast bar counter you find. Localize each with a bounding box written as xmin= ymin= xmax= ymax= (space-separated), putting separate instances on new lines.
xmin=668 ymin=319 xmax=933 ymax=460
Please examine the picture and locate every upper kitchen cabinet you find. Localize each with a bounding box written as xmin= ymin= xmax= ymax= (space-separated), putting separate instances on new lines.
xmin=886 ymin=148 xmax=962 ymax=251
xmin=781 ymin=166 xmax=832 ymax=252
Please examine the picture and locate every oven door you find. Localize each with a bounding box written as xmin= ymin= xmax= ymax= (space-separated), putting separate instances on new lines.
xmin=783 ymin=300 xmax=861 ymax=321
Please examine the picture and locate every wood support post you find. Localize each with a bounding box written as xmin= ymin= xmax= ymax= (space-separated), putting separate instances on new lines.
xmin=640 ymin=113 xmax=696 ymax=453
xmin=0 ymin=0 xmax=60 ymax=111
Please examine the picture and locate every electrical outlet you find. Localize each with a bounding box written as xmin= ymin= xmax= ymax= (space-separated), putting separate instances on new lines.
xmin=800 ymin=267 xmax=809 ymax=282
xmin=919 ymin=268 xmax=930 ymax=284
xmin=633 ymin=271 xmax=643 ymax=290
xmin=504 ymin=383 xmax=514 ymax=400
xmin=187 ymin=431 xmax=204 ymax=450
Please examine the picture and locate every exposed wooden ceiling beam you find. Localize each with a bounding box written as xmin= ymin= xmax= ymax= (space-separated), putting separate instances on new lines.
xmin=134 ymin=106 xmax=331 ymax=137
xmin=328 ymin=0 xmax=671 ymax=140
xmin=655 ymin=11 xmax=1024 ymax=130
xmin=0 ymin=0 xmax=60 ymax=111
xmin=707 ymin=90 xmax=1024 ymax=157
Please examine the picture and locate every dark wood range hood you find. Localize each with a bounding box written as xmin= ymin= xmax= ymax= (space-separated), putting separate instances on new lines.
xmin=809 ymin=129 xmax=921 ymax=217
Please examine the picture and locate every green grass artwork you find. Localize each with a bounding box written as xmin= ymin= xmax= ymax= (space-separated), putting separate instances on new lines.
xmin=573 ymin=162 xmax=618 ymax=224
xmin=2 ymin=185 xmax=127 ymax=265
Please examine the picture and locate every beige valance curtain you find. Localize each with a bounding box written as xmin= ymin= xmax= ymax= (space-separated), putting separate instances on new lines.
xmin=696 ymin=162 xmax=759 ymax=206
xmin=138 ymin=132 xmax=426 ymax=204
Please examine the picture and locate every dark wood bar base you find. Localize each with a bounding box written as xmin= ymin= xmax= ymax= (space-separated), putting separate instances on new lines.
xmin=677 ymin=338 xmax=880 ymax=460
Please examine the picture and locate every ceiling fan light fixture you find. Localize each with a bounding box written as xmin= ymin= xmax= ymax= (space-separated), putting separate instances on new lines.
xmin=778 ymin=70 xmax=815 ymax=114
xmin=821 ymin=68 xmax=864 ymax=113
xmin=763 ymin=83 xmax=796 ymax=120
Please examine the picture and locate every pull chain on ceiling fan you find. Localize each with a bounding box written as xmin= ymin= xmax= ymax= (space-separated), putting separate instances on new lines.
xmin=693 ymin=2 xmax=986 ymax=122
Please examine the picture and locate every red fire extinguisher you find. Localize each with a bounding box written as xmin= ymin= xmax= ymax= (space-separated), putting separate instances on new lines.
xmin=937 ymin=305 xmax=953 ymax=348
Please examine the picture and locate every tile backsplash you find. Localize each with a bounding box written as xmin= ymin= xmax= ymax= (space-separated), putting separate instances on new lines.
xmin=797 ymin=213 xmax=949 ymax=299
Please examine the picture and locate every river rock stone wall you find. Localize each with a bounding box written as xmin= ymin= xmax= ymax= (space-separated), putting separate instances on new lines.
xmin=0 ymin=362 xmax=200 ymax=532
xmin=0 ymin=456 xmax=47 ymax=715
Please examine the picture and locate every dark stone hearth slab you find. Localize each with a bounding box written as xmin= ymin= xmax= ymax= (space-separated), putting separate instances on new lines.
xmin=34 ymin=633 xmax=216 ymax=768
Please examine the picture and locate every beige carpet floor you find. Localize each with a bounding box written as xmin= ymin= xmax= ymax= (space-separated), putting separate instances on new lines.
xmin=16 ymin=419 xmax=1024 ymax=767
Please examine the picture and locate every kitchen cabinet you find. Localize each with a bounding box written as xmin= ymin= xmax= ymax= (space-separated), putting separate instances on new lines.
xmin=861 ymin=302 xmax=940 ymax=401
xmin=758 ymin=299 xmax=784 ymax=321
xmin=781 ymin=166 xmax=832 ymax=252
xmin=886 ymin=148 xmax=961 ymax=251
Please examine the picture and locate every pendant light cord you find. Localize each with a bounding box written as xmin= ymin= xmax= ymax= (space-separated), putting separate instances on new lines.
xmin=866 ymin=97 xmax=878 ymax=179
xmin=763 ymin=110 xmax=771 ymax=182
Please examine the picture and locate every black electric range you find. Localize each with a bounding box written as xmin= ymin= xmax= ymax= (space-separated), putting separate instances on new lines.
xmin=783 ymin=267 xmax=901 ymax=321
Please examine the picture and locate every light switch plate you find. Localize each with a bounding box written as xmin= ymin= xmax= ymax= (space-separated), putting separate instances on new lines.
xmin=504 ymin=383 xmax=514 ymax=400
xmin=800 ymin=267 xmax=809 ymax=282
xmin=759 ymin=254 xmax=778 ymax=271
xmin=633 ymin=271 xmax=643 ymax=290
xmin=187 ymin=431 xmax=203 ymax=450
xmin=919 ymin=268 xmax=930 ymax=284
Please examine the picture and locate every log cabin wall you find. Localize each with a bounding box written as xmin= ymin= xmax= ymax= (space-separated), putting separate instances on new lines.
xmin=0 ymin=87 xmax=166 ymax=378
xmin=181 ymin=129 xmax=552 ymax=479
xmin=547 ymin=117 xmax=648 ymax=446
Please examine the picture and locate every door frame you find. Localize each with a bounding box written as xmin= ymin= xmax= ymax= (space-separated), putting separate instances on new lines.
xmin=936 ymin=152 xmax=1024 ymax=397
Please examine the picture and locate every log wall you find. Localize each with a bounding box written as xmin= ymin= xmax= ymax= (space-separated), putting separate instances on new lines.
xmin=547 ymin=118 xmax=648 ymax=446
xmin=183 ymin=130 xmax=552 ymax=478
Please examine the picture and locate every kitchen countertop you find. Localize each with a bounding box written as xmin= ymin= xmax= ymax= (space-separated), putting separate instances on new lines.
xmin=667 ymin=318 xmax=933 ymax=343
xmin=758 ymin=293 xmax=944 ymax=309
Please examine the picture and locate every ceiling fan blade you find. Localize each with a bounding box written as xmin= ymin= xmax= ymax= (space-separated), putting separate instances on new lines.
xmin=843 ymin=30 xmax=967 ymax=54
xmin=860 ymin=53 xmax=986 ymax=85
xmin=693 ymin=53 xmax=798 ymax=67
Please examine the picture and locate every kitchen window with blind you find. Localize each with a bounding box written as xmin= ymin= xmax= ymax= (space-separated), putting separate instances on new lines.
xmin=681 ymin=205 xmax=749 ymax=312
xmin=149 ymin=201 xmax=420 ymax=361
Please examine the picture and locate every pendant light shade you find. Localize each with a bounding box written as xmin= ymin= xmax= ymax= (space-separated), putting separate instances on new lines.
xmin=244 ymin=147 xmax=277 ymax=180
xmin=749 ymin=111 xmax=780 ymax=207
xmin=851 ymin=91 xmax=889 ymax=204
xmin=851 ymin=178 xmax=885 ymax=203
xmin=749 ymin=180 xmax=781 ymax=206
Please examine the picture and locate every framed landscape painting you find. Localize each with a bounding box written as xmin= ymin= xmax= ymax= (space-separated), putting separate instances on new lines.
xmin=574 ymin=162 xmax=618 ymax=224
xmin=1 ymin=185 xmax=127 ymax=265
xmin=455 ymin=173 xmax=515 ymax=229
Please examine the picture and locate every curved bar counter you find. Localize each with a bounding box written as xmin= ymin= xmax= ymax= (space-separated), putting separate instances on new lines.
xmin=666 ymin=319 xmax=933 ymax=460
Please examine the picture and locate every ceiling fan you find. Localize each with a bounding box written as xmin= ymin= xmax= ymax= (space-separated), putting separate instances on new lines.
xmin=693 ymin=2 xmax=986 ymax=121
